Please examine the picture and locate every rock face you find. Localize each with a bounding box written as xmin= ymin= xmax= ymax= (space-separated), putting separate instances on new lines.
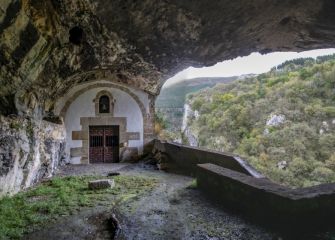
xmin=182 ymin=103 xmax=198 ymax=147
xmin=266 ymin=114 xmax=286 ymax=127
xmin=1 ymin=1 xmax=335 ymax=195
xmin=0 ymin=116 xmax=66 ymax=196
xmin=1 ymin=0 xmax=335 ymax=115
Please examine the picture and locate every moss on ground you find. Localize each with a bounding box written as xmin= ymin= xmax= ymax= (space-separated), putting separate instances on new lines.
xmin=0 ymin=175 xmax=157 ymax=239
xmin=186 ymin=179 xmax=197 ymax=189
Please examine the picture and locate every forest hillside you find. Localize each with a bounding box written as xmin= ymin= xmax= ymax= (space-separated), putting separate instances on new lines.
xmin=155 ymin=76 xmax=239 ymax=134
xmin=184 ymin=55 xmax=335 ymax=188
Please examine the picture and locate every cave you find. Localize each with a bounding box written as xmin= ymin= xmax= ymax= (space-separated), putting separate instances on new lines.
xmin=1 ymin=0 xmax=335 ymax=239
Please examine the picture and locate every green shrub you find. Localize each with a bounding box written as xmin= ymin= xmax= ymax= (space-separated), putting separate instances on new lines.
xmin=311 ymin=167 xmax=335 ymax=183
xmin=171 ymin=55 xmax=335 ymax=188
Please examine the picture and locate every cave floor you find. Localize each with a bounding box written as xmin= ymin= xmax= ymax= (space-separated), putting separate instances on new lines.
xmin=24 ymin=163 xmax=280 ymax=240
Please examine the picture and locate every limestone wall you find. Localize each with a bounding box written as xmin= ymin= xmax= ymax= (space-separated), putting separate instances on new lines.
xmin=0 ymin=116 xmax=66 ymax=196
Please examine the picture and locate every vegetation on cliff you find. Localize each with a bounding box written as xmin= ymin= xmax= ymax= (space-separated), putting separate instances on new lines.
xmin=155 ymin=77 xmax=238 ymax=139
xmin=186 ymin=55 xmax=335 ymax=188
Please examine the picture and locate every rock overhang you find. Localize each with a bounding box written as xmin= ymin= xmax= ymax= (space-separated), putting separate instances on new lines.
xmin=1 ymin=0 xmax=335 ymax=116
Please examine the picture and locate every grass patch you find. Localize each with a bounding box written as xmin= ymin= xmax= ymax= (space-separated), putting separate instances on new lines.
xmin=0 ymin=175 xmax=157 ymax=239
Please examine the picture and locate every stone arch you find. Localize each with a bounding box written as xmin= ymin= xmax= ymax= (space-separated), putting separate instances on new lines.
xmin=59 ymin=82 xmax=147 ymax=120
xmin=60 ymin=69 xmax=157 ymax=96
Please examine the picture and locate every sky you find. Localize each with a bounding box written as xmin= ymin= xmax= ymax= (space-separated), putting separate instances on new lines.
xmin=164 ymin=49 xmax=335 ymax=87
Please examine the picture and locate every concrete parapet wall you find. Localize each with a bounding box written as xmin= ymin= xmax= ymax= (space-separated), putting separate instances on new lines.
xmin=153 ymin=140 xmax=262 ymax=178
xmin=197 ymin=163 xmax=335 ymax=230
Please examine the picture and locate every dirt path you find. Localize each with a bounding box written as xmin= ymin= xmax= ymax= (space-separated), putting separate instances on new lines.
xmin=25 ymin=164 xmax=278 ymax=240
xmin=118 ymin=164 xmax=276 ymax=240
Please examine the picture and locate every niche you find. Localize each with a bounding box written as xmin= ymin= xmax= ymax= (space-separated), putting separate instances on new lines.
xmin=69 ymin=26 xmax=83 ymax=45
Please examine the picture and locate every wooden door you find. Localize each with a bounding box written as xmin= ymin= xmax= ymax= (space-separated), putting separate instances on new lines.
xmin=104 ymin=126 xmax=119 ymax=163
xmin=89 ymin=126 xmax=119 ymax=163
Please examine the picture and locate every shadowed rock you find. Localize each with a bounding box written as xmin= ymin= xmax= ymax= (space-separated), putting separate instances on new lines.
xmin=88 ymin=179 xmax=115 ymax=190
xmin=1 ymin=0 xmax=335 ymax=114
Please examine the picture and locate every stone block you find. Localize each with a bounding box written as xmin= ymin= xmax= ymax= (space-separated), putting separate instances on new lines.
xmin=72 ymin=131 xmax=88 ymax=140
xmin=88 ymin=179 xmax=115 ymax=190
xmin=81 ymin=157 xmax=89 ymax=164
xmin=70 ymin=147 xmax=82 ymax=157
xmin=126 ymin=132 xmax=140 ymax=140
xmin=120 ymin=147 xmax=139 ymax=162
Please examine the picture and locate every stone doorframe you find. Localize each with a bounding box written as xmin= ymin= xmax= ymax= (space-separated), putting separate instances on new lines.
xmin=70 ymin=116 xmax=140 ymax=164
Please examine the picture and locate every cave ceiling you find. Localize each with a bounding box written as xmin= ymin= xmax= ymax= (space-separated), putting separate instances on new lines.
xmin=1 ymin=0 xmax=335 ymax=115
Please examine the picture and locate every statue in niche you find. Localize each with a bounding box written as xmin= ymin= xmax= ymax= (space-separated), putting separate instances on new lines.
xmin=97 ymin=92 xmax=115 ymax=115
xmin=99 ymin=95 xmax=110 ymax=113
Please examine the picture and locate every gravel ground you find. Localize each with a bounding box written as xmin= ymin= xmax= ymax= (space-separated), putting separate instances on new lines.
xmin=24 ymin=163 xmax=283 ymax=240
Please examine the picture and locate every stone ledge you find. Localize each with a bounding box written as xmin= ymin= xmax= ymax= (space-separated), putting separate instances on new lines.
xmin=153 ymin=139 xmax=258 ymax=177
xmin=80 ymin=116 xmax=127 ymax=128
xmin=198 ymin=163 xmax=335 ymax=200
xmin=197 ymin=163 xmax=335 ymax=230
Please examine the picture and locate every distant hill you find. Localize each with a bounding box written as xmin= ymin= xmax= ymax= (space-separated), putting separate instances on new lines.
xmin=185 ymin=54 xmax=335 ymax=188
xmin=156 ymin=77 xmax=239 ymax=108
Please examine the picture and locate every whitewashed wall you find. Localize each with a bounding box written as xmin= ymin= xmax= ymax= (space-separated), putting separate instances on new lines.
xmin=62 ymin=85 xmax=145 ymax=164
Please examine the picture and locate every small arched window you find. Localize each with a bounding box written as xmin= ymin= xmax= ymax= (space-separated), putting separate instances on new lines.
xmin=99 ymin=95 xmax=110 ymax=113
